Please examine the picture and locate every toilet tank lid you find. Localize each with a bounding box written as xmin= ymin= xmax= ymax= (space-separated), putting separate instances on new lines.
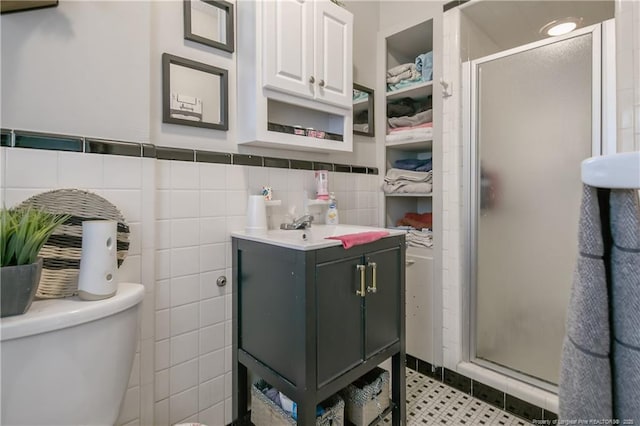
xmin=0 ymin=282 xmax=144 ymax=341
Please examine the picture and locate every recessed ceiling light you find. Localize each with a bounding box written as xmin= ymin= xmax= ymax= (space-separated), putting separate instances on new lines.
xmin=540 ymin=17 xmax=582 ymax=36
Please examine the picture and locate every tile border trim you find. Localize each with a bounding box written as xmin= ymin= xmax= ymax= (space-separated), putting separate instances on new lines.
xmin=405 ymin=354 xmax=557 ymax=423
xmin=1 ymin=128 xmax=378 ymax=175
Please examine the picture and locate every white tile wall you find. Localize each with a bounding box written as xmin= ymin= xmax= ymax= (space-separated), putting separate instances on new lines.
xmin=1 ymin=145 xmax=381 ymax=426
xmin=153 ymin=160 xmax=379 ymax=425
xmin=0 ymin=148 xmax=155 ymax=426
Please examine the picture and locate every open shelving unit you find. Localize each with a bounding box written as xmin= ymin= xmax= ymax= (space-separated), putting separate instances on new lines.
xmin=381 ymin=19 xmax=435 ymax=231
xmin=377 ymin=14 xmax=442 ymax=370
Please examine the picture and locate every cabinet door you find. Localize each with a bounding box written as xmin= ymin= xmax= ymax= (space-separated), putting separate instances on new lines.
xmin=263 ymin=0 xmax=315 ymax=99
xmin=314 ymin=0 xmax=353 ymax=108
xmin=364 ymin=247 xmax=401 ymax=358
xmin=316 ymin=255 xmax=364 ymax=387
xmin=405 ymin=254 xmax=433 ymax=362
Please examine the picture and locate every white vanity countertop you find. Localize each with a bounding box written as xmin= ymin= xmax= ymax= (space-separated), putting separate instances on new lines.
xmin=231 ymin=224 xmax=405 ymax=251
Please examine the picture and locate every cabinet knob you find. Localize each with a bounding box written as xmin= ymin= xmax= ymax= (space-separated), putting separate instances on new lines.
xmin=318 ymin=79 xmax=325 ymax=87
xmin=367 ymin=262 xmax=377 ymax=293
xmin=405 ymin=259 xmax=416 ymax=266
xmin=356 ymin=264 xmax=366 ymax=297
xmin=309 ymin=76 xmax=315 ymax=84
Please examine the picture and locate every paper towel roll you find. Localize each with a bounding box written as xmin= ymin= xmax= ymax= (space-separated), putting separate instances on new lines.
xmin=246 ymin=195 xmax=268 ymax=235
xmin=78 ymin=220 xmax=118 ymax=300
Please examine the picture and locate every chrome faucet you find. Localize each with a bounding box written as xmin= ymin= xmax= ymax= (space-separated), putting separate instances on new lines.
xmin=280 ymin=214 xmax=314 ymax=230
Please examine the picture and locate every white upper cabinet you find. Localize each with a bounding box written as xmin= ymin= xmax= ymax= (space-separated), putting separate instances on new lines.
xmin=237 ymin=0 xmax=354 ymax=152
xmin=263 ymin=0 xmax=353 ymax=109
xmin=263 ymin=0 xmax=315 ymax=98
xmin=313 ymin=0 xmax=352 ymax=107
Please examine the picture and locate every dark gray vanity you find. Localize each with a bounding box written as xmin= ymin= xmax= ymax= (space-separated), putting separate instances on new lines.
xmin=232 ymin=225 xmax=406 ymax=425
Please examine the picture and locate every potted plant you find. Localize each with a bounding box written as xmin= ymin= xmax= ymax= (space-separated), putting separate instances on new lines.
xmin=1 ymin=207 xmax=69 ymax=317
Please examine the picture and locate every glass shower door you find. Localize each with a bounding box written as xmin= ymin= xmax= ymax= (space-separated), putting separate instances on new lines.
xmin=471 ymin=28 xmax=599 ymax=385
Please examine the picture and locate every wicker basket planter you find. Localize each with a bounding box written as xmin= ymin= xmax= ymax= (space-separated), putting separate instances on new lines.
xmin=340 ymin=367 xmax=390 ymax=426
xmin=251 ymin=380 xmax=344 ymax=426
xmin=17 ymin=189 xmax=130 ymax=298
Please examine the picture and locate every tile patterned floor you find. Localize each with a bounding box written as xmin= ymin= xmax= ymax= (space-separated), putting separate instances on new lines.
xmin=382 ymin=369 xmax=532 ymax=425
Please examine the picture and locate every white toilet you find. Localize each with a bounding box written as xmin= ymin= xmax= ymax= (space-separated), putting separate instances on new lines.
xmin=1 ymin=282 xmax=144 ymax=425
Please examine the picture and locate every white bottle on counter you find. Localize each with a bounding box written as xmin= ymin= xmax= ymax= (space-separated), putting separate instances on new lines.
xmin=325 ymin=193 xmax=339 ymax=225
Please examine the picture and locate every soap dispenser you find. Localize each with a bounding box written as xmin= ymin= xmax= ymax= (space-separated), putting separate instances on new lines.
xmin=325 ymin=193 xmax=339 ymax=225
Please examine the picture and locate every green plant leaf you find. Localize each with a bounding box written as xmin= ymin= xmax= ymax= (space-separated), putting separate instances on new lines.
xmin=1 ymin=207 xmax=69 ymax=267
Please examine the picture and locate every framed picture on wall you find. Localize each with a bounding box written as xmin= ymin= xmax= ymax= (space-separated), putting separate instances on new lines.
xmin=162 ymin=53 xmax=229 ymax=130
xmin=183 ymin=0 xmax=234 ymax=53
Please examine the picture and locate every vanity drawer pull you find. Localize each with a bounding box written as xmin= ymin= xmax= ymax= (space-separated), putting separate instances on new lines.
xmin=309 ymin=76 xmax=315 ymax=84
xmin=356 ymin=264 xmax=366 ymax=297
xmin=367 ymin=262 xmax=377 ymax=293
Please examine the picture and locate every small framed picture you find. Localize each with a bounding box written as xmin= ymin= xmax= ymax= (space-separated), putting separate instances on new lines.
xmin=162 ymin=53 xmax=229 ymax=131
xmin=184 ymin=0 xmax=234 ymax=53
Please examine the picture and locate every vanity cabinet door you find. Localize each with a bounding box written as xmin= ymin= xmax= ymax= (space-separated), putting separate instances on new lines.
xmin=316 ymin=254 xmax=364 ymax=387
xmin=406 ymin=253 xmax=433 ymax=362
xmin=364 ymin=246 xmax=402 ymax=359
xmin=263 ymin=0 xmax=315 ymax=99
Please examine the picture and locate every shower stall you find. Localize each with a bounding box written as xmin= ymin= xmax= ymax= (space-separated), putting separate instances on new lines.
xmin=462 ymin=8 xmax=615 ymax=390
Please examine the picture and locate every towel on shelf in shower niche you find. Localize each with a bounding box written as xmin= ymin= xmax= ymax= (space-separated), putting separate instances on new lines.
xmin=558 ymin=185 xmax=640 ymax=422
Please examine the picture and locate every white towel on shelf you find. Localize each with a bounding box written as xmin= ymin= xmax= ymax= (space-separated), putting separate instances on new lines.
xmin=384 ymin=168 xmax=432 ymax=183
xmin=385 ymin=127 xmax=433 ymax=143
xmin=382 ymin=182 xmax=432 ymax=195
xmin=386 ymin=63 xmax=415 ymax=77
xmin=406 ymin=229 xmax=433 ymax=248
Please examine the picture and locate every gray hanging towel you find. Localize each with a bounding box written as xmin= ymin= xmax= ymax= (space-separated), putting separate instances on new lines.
xmin=559 ymin=185 xmax=612 ymax=419
xmin=559 ymin=185 xmax=640 ymax=421
xmin=610 ymin=189 xmax=640 ymax=420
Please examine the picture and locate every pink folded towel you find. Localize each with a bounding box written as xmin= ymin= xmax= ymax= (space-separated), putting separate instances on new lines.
xmin=326 ymin=231 xmax=390 ymax=249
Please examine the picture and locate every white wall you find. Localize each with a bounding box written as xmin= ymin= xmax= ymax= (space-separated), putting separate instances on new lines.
xmin=378 ymin=0 xmax=444 ymax=31
xmin=459 ymin=11 xmax=501 ymax=61
xmin=326 ymin=0 xmax=381 ymax=167
xmin=150 ymin=0 xmax=236 ymax=152
xmin=0 ymin=2 xmax=150 ymax=142
xmin=0 ymin=147 xmax=157 ymax=426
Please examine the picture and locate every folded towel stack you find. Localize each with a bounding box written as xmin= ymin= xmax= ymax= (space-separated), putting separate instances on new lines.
xmin=406 ymin=228 xmax=433 ymax=248
xmin=396 ymin=212 xmax=432 ymax=229
xmin=386 ymin=63 xmax=420 ymax=85
xmin=393 ymin=158 xmax=432 ymax=172
xmin=382 ymin=168 xmax=432 ymax=194
xmin=386 ymin=51 xmax=433 ymax=92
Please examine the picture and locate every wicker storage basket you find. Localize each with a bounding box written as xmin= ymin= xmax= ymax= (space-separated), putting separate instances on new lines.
xmin=17 ymin=189 xmax=130 ymax=298
xmin=340 ymin=367 xmax=390 ymax=426
xmin=251 ymin=380 xmax=344 ymax=426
